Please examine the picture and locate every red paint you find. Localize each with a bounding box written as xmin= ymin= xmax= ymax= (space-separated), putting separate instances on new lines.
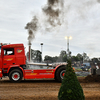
xmin=0 ymin=44 xmax=26 ymax=78
xmin=0 ymin=69 xmax=2 ymax=78
xmin=14 ymin=74 xmax=18 ymax=79
xmin=62 ymin=73 xmax=65 ymax=76
xmin=23 ymin=69 xmax=55 ymax=79
xmin=0 ymin=43 xmax=67 ymax=82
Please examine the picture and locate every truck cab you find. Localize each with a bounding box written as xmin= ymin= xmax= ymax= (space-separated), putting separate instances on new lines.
xmin=0 ymin=44 xmax=26 ymax=77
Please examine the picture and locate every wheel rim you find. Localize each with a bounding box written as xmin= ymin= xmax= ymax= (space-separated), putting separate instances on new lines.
xmin=60 ymin=70 xmax=66 ymax=80
xmin=12 ymin=72 xmax=20 ymax=81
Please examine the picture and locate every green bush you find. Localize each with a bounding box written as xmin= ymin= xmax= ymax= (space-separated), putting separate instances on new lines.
xmin=58 ymin=59 xmax=85 ymax=100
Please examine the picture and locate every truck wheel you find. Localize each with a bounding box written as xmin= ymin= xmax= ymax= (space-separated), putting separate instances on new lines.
xmin=56 ymin=66 xmax=66 ymax=82
xmin=9 ymin=69 xmax=22 ymax=82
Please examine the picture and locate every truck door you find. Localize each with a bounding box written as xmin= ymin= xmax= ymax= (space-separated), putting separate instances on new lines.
xmin=3 ymin=48 xmax=15 ymax=69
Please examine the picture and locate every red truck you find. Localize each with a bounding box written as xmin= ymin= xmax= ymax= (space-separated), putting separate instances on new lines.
xmin=0 ymin=43 xmax=66 ymax=82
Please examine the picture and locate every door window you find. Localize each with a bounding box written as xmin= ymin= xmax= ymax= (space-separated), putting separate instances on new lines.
xmin=3 ymin=48 xmax=14 ymax=56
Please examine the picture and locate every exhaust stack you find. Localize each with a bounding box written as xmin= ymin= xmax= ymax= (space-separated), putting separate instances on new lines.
xmin=29 ymin=42 xmax=31 ymax=62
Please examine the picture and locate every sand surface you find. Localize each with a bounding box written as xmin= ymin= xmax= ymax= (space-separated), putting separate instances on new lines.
xmin=0 ymin=77 xmax=100 ymax=100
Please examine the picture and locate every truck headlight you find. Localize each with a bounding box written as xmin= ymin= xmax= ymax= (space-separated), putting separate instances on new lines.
xmin=0 ymin=69 xmax=2 ymax=73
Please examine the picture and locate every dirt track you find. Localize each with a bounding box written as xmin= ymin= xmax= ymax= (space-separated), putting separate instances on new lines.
xmin=0 ymin=77 xmax=100 ymax=100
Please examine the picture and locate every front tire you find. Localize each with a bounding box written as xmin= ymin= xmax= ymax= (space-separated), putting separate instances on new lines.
xmin=9 ymin=69 xmax=22 ymax=82
xmin=56 ymin=66 xmax=66 ymax=82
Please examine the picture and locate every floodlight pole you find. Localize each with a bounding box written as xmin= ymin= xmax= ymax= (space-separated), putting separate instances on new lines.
xmin=65 ymin=36 xmax=72 ymax=59
xmin=40 ymin=43 xmax=43 ymax=62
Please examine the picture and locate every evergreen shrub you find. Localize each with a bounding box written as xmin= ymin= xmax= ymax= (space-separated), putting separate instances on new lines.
xmin=58 ymin=59 xmax=85 ymax=100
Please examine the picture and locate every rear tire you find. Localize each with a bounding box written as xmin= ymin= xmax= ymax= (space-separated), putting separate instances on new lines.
xmin=9 ymin=69 xmax=22 ymax=82
xmin=56 ymin=66 xmax=66 ymax=82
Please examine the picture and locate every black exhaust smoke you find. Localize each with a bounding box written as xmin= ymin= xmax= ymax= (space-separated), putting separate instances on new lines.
xmin=25 ymin=16 xmax=38 ymax=62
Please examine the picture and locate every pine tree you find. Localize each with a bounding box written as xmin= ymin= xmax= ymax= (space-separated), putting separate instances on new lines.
xmin=58 ymin=59 xmax=85 ymax=100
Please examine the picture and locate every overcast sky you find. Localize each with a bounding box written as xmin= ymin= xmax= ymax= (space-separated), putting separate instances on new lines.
xmin=0 ymin=0 xmax=100 ymax=59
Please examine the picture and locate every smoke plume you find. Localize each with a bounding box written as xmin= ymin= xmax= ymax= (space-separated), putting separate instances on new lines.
xmin=97 ymin=0 xmax=100 ymax=3
xmin=25 ymin=16 xmax=38 ymax=44
xmin=25 ymin=0 xmax=99 ymax=44
xmin=42 ymin=0 xmax=64 ymax=29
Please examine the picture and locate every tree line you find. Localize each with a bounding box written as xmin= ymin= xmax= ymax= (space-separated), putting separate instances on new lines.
xmin=26 ymin=49 xmax=100 ymax=63
xmin=44 ymin=50 xmax=90 ymax=63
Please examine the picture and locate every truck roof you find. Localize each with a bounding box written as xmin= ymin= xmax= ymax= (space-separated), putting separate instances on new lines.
xmin=2 ymin=44 xmax=24 ymax=48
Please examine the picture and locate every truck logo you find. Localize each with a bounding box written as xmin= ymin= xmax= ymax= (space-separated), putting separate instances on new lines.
xmin=4 ymin=58 xmax=13 ymax=61
xmin=46 ymin=70 xmax=54 ymax=73
xmin=26 ymin=73 xmax=37 ymax=75
xmin=17 ymin=49 xmax=22 ymax=53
